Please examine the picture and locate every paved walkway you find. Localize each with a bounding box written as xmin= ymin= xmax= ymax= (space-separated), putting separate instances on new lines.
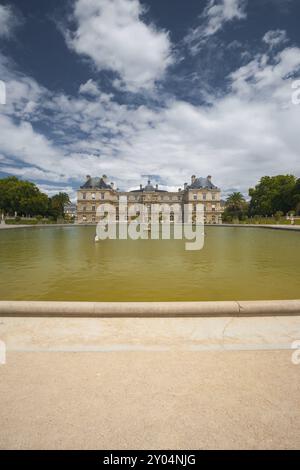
xmin=0 ymin=316 xmax=300 ymax=449
xmin=1 ymin=315 xmax=300 ymax=351
xmin=0 ymin=350 xmax=299 ymax=450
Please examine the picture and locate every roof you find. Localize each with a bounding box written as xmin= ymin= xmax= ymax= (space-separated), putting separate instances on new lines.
xmin=187 ymin=177 xmax=217 ymax=190
xmin=80 ymin=177 xmax=113 ymax=190
xmin=130 ymin=180 xmax=167 ymax=193
xmin=79 ymin=176 xmax=218 ymax=192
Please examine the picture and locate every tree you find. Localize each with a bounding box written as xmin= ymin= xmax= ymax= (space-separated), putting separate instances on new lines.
xmin=48 ymin=192 xmax=70 ymax=219
xmin=0 ymin=177 xmax=74 ymax=221
xmin=292 ymin=178 xmax=300 ymax=215
xmin=249 ymin=175 xmax=296 ymax=217
xmin=223 ymin=192 xmax=248 ymax=221
xmin=0 ymin=177 xmax=49 ymax=217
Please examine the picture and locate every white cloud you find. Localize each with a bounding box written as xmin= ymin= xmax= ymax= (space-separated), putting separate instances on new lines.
xmin=36 ymin=183 xmax=77 ymax=201
xmin=230 ymin=47 xmax=300 ymax=102
xmin=185 ymin=0 xmax=247 ymax=53
xmin=79 ymin=79 xmax=100 ymax=96
xmin=0 ymin=114 xmax=61 ymax=171
xmin=67 ymin=0 xmax=173 ymax=92
xmin=0 ymin=165 xmax=64 ymax=183
xmin=79 ymin=79 xmax=113 ymax=102
xmin=263 ymin=30 xmax=288 ymax=48
xmin=0 ymin=4 xmax=19 ymax=38
xmin=1 ymin=35 xmax=300 ymax=197
xmin=203 ymin=0 xmax=247 ymax=36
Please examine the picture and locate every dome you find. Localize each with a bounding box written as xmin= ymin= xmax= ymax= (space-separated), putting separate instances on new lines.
xmin=144 ymin=180 xmax=156 ymax=192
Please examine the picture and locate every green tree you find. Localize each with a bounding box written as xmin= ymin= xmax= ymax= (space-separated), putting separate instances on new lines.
xmin=292 ymin=178 xmax=300 ymax=215
xmin=223 ymin=192 xmax=248 ymax=222
xmin=0 ymin=177 xmax=49 ymax=217
xmin=49 ymin=192 xmax=70 ymax=219
xmin=249 ymin=175 xmax=296 ymax=216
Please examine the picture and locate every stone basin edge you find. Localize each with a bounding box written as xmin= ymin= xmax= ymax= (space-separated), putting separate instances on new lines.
xmin=0 ymin=300 xmax=300 ymax=318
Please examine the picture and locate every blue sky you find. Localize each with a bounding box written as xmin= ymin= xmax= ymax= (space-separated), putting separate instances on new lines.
xmin=0 ymin=0 xmax=300 ymax=200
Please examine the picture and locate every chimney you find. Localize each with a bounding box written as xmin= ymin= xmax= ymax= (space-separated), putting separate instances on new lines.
xmin=110 ymin=182 xmax=114 ymax=189
xmin=207 ymin=175 xmax=212 ymax=181
xmin=140 ymin=184 xmax=143 ymax=190
xmin=184 ymin=182 xmax=188 ymax=190
xmin=191 ymin=175 xmax=196 ymax=184
xmin=86 ymin=175 xmax=91 ymax=180
xmin=156 ymin=184 xmax=158 ymax=190
xmin=102 ymin=174 xmax=108 ymax=182
xmin=178 ymin=188 xmax=182 ymax=192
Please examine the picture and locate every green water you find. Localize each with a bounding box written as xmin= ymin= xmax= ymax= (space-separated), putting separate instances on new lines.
xmin=0 ymin=226 xmax=299 ymax=301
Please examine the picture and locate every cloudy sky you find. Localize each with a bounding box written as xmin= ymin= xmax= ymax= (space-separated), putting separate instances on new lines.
xmin=0 ymin=0 xmax=300 ymax=199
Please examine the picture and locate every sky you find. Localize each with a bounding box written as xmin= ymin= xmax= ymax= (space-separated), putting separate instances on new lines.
xmin=0 ymin=0 xmax=300 ymax=200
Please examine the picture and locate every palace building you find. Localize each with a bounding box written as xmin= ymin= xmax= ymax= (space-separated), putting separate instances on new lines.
xmin=77 ymin=175 xmax=223 ymax=224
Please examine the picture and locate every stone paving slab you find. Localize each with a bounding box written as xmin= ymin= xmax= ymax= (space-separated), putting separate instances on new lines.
xmin=0 ymin=350 xmax=299 ymax=450
xmin=1 ymin=316 xmax=300 ymax=352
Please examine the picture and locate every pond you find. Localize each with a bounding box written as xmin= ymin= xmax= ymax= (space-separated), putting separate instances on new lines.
xmin=0 ymin=226 xmax=299 ymax=301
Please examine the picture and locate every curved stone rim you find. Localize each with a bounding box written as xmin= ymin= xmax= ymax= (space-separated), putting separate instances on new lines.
xmin=0 ymin=300 xmax=299 ymax=318
xmin=1 ymin=223 xmax=300 ymax=232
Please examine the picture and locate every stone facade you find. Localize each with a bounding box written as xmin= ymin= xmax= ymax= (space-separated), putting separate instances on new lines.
xmin=77 ymin=175 xmax=223 ymax=224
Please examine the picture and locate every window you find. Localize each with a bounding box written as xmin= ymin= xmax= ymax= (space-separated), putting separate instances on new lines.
xmin=203 ymin=193 xmax=207 ymax=200
xmin=92 ymin=205 xmax=96 ymax=211
xmin=212 ymin=193 xmax=216 ymax=200
xmin=83 ymin=206 xmax=86 ymax=212
xmin=92 ymin=193 xmax=96 ymax=200
xmin=193 ymin=194 xmax=197 ymax=200
xmin=101 ymin=193 xmax=105 ymax=200
xmin=82 ymin=193 xmax=86 ymax=200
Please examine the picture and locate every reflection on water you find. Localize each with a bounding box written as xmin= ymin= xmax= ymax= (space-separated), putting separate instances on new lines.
xmin=0 ymin=226 xmax=299 ymax=301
